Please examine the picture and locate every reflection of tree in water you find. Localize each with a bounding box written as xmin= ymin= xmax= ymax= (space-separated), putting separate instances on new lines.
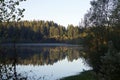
xmin=22 ymin=47 xmax=83 ymax=65
xmin=0 ymin=46 xmax=85 ymax=80
xmin=2 ymin=46 xmax=83 ymax=65
xmin=0 ymin=47 xmax=27 ymax=80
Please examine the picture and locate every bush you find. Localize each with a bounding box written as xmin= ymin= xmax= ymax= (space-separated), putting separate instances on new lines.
xmin=100 ymin=41 xmax=120 ymax=80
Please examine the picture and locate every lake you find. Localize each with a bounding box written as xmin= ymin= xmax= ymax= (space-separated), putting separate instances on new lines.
xmin=0 ymin=43 xmax=91 ymax=80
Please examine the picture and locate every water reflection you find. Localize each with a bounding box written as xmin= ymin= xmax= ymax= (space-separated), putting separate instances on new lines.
xmin=0 ymin=46 xmax=27 ymax=80
xmin=0 ymin=44 xmax=91 ymax=80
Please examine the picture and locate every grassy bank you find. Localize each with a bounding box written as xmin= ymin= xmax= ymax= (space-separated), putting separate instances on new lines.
xmin=60 ymin=70 xmax=97 ymax=80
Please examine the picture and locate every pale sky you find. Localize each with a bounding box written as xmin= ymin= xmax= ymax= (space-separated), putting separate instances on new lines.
xmin=20 ymin=0 xmax=92 ymax=27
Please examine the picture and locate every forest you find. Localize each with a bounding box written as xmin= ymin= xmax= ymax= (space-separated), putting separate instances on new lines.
xmin=0 ymin=20 xmax=84 ymax=44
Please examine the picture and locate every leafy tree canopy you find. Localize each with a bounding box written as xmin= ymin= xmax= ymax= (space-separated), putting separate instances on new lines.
xmin=0 ymin=0 xmax=26 ymax=22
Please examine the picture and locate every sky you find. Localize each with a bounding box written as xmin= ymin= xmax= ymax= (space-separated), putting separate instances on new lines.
xmin=20 ymin=0 xmax=92 ymax=27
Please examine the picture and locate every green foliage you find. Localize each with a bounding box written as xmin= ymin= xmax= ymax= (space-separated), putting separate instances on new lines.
xmin=67 ymin=24 xmax=80 ymax=39
xmin=0 ymin=0 xmax=26 ymax=43
xmin=0 ymin=20 xmax=83 ymax=43
xmin=60 ymin=70 xmax=97 ymax=80
xmin=83 ymin=23 xmax=120 ymax=80
xmin=99 ymin=41 xmax=120 ymax=80
xmin=0 ymin=0 xmax=26 ymax=22
xmin=83 ymin=0 xmax=120 ymax=80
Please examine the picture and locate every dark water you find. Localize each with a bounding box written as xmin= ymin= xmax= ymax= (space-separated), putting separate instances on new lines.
xmin=0 ymin=43 xmax=91 ymax=80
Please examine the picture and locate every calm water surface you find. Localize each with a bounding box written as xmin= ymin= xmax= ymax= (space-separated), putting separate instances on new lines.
xmin=1 ymin=43 xmax=91 ymax=80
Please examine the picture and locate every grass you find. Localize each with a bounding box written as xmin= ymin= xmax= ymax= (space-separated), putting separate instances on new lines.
xmin=60 ymin=70 xmax=97 ymax=80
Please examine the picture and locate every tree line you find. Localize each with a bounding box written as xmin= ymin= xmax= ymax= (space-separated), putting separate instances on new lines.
xmin=0 ymin=20 xmax=85 ymax=43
